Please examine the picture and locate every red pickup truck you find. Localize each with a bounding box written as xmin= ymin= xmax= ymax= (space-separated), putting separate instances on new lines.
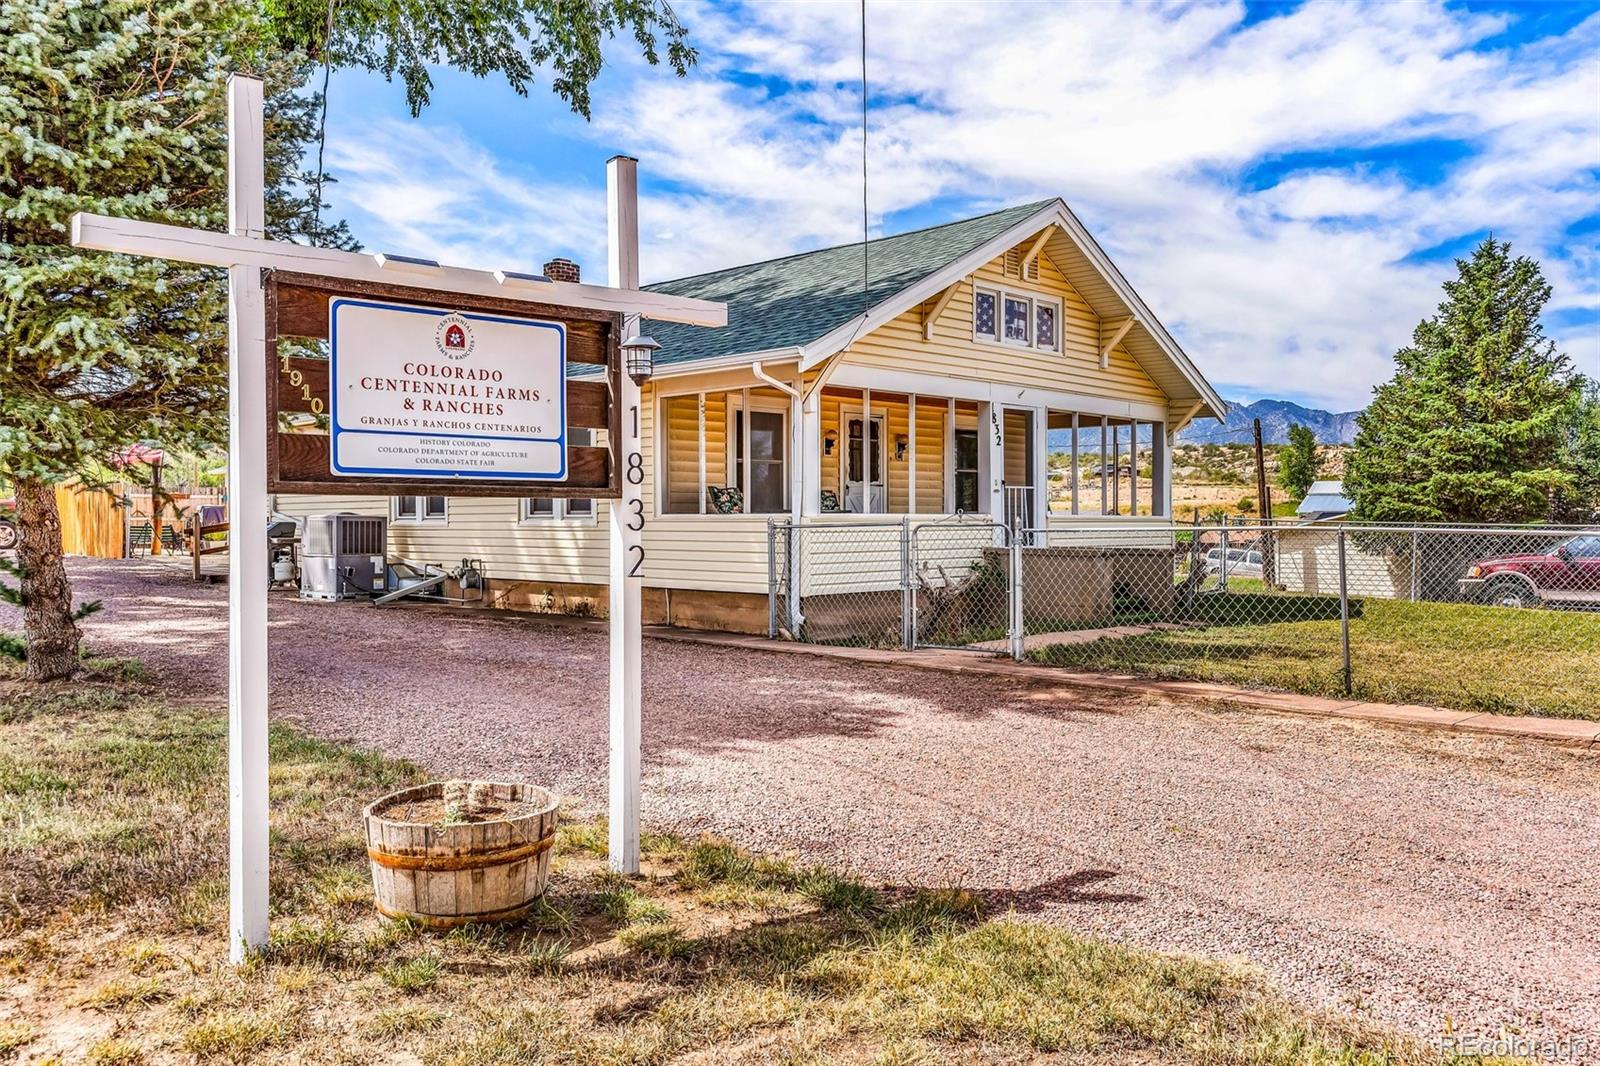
xmin=1458 ymin=533 xmax=1600 ymax=608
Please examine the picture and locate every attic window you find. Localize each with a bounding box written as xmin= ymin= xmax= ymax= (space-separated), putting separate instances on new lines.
xmin=974 ymin=285 xmax=1061 ymax=353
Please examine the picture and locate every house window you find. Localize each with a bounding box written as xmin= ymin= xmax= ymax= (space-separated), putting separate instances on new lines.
xmin=1034 ymin=303 xmax=1058 ymax=351
xmin=730 ymin=406 xmax=787 ymax=514
xmin=392 ymin=496 xmax=446 ymax=523
xmin=520 ymin=429 xmax=595 ymax=522
xmin=1003 ymin=296 xmax=1030 ymax=344
xmin=974 ymin=285 xmax=1061 ymax=353
xmin=953 ymin=429 xmax=980 ymax=513
xmin=974 ymin=290 xmax=997 ymax=340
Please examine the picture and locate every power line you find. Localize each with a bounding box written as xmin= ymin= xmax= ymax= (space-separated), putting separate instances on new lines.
xmin=859 ymin=0 xmax=869 ymax=318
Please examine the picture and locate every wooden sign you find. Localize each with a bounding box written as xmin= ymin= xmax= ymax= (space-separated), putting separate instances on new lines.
xmin=265 ymin=270 xmax=621 ymax=498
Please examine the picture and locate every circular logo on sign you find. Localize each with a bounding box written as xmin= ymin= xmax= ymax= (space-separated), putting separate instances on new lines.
xmin=436 ymin=313 xmax=474 ymax=359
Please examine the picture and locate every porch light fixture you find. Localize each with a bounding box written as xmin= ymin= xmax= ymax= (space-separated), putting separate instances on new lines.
xmin=824 ymin=429 xmax=838 ymax=456
xmin=895 ymin=434 xmax=909 ymax=461
xmin=621 ymin=334 xmax=660 ymax=385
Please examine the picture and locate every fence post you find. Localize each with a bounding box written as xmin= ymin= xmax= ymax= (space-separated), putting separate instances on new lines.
xmin=1219 ymin=524 xmax=1229 ymax=592
xmin=1337 ymin=528 xmax=1352 ymax=696
xmin=766 ymin=518 xmax=778 ymax=638
xmin=1009 ymin=530 xmax=1024 ymax=662
xmin=900 ymin=516 xmax=913 ymax=651
xmin=192 ymin=510 xmax=202 ymax=582
xmin=1409 ymin=530 xmax=1420 ymax=602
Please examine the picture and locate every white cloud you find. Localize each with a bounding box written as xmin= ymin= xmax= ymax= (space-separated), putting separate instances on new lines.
xmin=322 ymin=0 xmax=1600 ymax=409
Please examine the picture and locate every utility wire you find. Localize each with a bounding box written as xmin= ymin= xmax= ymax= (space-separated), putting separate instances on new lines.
xmin=860 ymin=0 xmax=869 ymax=319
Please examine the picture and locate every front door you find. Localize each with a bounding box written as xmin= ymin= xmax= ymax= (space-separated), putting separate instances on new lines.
xmin=845 ymin=415 xmax=884 ymax=512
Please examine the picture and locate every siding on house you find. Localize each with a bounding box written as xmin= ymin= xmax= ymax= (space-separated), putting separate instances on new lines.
xmin=839 ymin=248 xmax=1165 ymax=406
xmin=274 ymin=237 xmax=1195 ymax=605
xmin=276 ymin=378 xmax=778 ymax=595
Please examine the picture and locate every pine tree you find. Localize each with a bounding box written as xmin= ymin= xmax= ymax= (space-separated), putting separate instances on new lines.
xmin=1278 ymin=424 xmax=1319 ymax=501
xmin=1345 ymin=239 xmax=1584 ymax=525
xmin=0 ymin=0 xmax=350 ymax=679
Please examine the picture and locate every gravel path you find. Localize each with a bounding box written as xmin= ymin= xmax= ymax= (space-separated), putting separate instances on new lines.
xmin=9 ymin=557 xmax=1600 ymax=1054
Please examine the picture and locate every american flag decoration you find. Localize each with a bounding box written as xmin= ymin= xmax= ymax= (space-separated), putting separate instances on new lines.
xmin=1005 ymin=297 xmax=1029 ymax=340
xmin=975 ymin=291 xmax=996 ymax=336
xmin=1036 ymin=303 xmax=1057 ymax=348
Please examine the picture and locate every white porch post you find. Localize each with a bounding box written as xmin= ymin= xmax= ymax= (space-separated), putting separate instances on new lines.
xmin=802 ymin=388 xmax=822 ymax=515
xmin=226 ymin=74 xmax=270 ymax=964
xmin=944 ymin=398 xmax=956 ymax=513
xmin=606 ymin=155 xmax=642 ymax=875
xmin=1100 ymin=416 xmax=1109 ymax=515
xmin=907 ymin=393 xmax=917 ymax=515
xmin=696 ymin=392 xmax=706 ymax=514
xmin=1157 ymin=422 xmax=1171 ymax=518
xmin=1070 ymin=412 xmax=1080 ymax=515
xmin=1130 ymin=422 xmax=1140 ymax=517
xmin=862 ymin=387 xmax=872 ymax=514
xmin=1031 ymin=407 xmax=1047 ymax=529
xmin=978 ymin=401 xmax=1004 ymax=525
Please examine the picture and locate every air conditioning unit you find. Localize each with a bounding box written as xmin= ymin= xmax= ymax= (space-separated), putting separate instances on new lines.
xmin=299 ymin=514 xmax=387 ymax=601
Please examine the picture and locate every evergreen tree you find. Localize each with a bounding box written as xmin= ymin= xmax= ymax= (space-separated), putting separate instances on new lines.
xmin=0 ymin=0 xmax=350 ymax=679
xmin=1553 ymin=382 xmax=1600 ymax=523
xmin=1278 ymin=423 xmax=1319 ymax=500
xmin=1345 ymin=239 xmax=1584 ymax=525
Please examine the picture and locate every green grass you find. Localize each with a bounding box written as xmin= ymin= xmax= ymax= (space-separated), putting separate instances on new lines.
xmin=1032 ymin=597 xmax=1600 ymax=719
xmin=0 ymin=666 xmax=1521 ymax=1064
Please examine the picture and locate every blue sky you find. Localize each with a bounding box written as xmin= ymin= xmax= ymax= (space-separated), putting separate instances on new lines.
xmin=316 ymin=0 xmax=1600 ymax=411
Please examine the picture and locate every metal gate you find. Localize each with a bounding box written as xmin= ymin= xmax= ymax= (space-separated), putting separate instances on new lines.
xmin=910 ymin=516 xmax=1017 ymax=653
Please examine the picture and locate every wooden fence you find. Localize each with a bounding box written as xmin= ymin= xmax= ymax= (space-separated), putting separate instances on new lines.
xmin=55 ymin=484 xmax=127 ymax=559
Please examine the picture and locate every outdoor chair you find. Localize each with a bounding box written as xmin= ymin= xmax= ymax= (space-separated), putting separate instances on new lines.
xmin=128 ymin=520 xmax=153 ymax=556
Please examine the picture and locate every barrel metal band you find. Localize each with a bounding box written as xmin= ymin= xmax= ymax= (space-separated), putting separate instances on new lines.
xmin=368 ymin=831 xmax=555 ymax=872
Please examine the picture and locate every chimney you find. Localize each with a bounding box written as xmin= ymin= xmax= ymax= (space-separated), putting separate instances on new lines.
xmin=542 ymin=257 xmax=580 ymax=283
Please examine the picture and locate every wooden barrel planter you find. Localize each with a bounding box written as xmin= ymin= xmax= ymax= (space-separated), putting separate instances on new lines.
xmin=363 ymin=781 xmax=559 ymax=928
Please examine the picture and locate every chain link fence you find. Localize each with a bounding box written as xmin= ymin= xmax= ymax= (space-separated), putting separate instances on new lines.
xmin=769 ymin=518 xmax=1600 ymax=718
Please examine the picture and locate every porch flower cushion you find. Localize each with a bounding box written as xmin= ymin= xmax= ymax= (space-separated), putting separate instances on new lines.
xmin=707 ymin=486 xmax=744 ymax=514
xmin=821 ymin=490 xmax=841 ymax=512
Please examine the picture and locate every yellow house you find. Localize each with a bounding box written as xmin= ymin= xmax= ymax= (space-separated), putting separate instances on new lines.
xmin=275 ymin=199 xmax=1225 ymax=632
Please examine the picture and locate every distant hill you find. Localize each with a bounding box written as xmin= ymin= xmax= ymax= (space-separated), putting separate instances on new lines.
xmin=1177 ymin=399 xmax=1362 ymax=445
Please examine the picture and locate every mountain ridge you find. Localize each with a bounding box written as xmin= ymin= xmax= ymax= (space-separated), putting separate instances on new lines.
xmin=1178 ymin=398 xmax=1362 ymax=445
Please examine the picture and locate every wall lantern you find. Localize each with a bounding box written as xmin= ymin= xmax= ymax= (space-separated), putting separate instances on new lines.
xmin=621 ymin=334 xmax=661 ymax=385
xmin=895 ymin=434 xmax=909 ymax=461
xmin=823 ymin=429 xmax=838 ymax=456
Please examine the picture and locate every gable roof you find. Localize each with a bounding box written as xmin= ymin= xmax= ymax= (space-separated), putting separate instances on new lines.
xmin=641 ymin=198 xmax=1225 ymax=421
xmin=642 ymin=201 xmax=1051 ymax=370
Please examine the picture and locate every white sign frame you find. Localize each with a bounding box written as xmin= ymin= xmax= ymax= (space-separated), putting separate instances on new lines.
xmin=328 ymin=297 xmax=570 ymax=482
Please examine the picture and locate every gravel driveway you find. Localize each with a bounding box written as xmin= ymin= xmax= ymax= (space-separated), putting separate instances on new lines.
xmin=9 ymin=557 xmax=1600 ymax=1053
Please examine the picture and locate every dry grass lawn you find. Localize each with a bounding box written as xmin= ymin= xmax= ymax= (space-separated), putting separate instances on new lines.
xmin=0 ymin=665 xmax=1518 ymax=1064
xmin=1032 ymin=598 xmax=1600 ymax=720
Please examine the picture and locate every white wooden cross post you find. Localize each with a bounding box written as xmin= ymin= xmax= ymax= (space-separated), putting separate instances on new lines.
xmin=70 ymin=75 xmax=723 ymax=959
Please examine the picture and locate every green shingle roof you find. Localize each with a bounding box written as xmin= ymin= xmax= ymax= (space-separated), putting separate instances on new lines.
xmin=641 ymin=200 xmax=1053 ymax=369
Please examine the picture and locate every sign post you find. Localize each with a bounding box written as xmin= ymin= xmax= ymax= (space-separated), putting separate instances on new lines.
xmin=607 ymin=156 xmax=642 ymax=875
xmin=70 ymin=85 xmax=723 ymax=957
xmin=225 ymin=74 xmax=270 ymax=963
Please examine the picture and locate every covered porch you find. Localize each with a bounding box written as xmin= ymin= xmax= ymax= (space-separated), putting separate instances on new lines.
xmin=654 ymin=366 xmax=1174 ymax=530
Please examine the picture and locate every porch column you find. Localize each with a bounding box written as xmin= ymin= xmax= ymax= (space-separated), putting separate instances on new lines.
xmin=977 ymin=400 xmax=1004 ymax=524
xmin=1031 ymin=406 xmax=1048 ymax=529
xmin=790 ymin=374 xmax=805 ymax=520
xmin=944 ymin=398 xmax=955 ymax=512
xmin=862 ymin=387 xmax=873 ymax=515
xmin=1070 ymin=412 xmax=1080 ymax=515
xmin=907 ymin=393 xmax=917 ymax=515
xmin=802 ymin=385 xmax=822 ymax=515
xmin=1155 ymin=422 xmax=1171 ymax=518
